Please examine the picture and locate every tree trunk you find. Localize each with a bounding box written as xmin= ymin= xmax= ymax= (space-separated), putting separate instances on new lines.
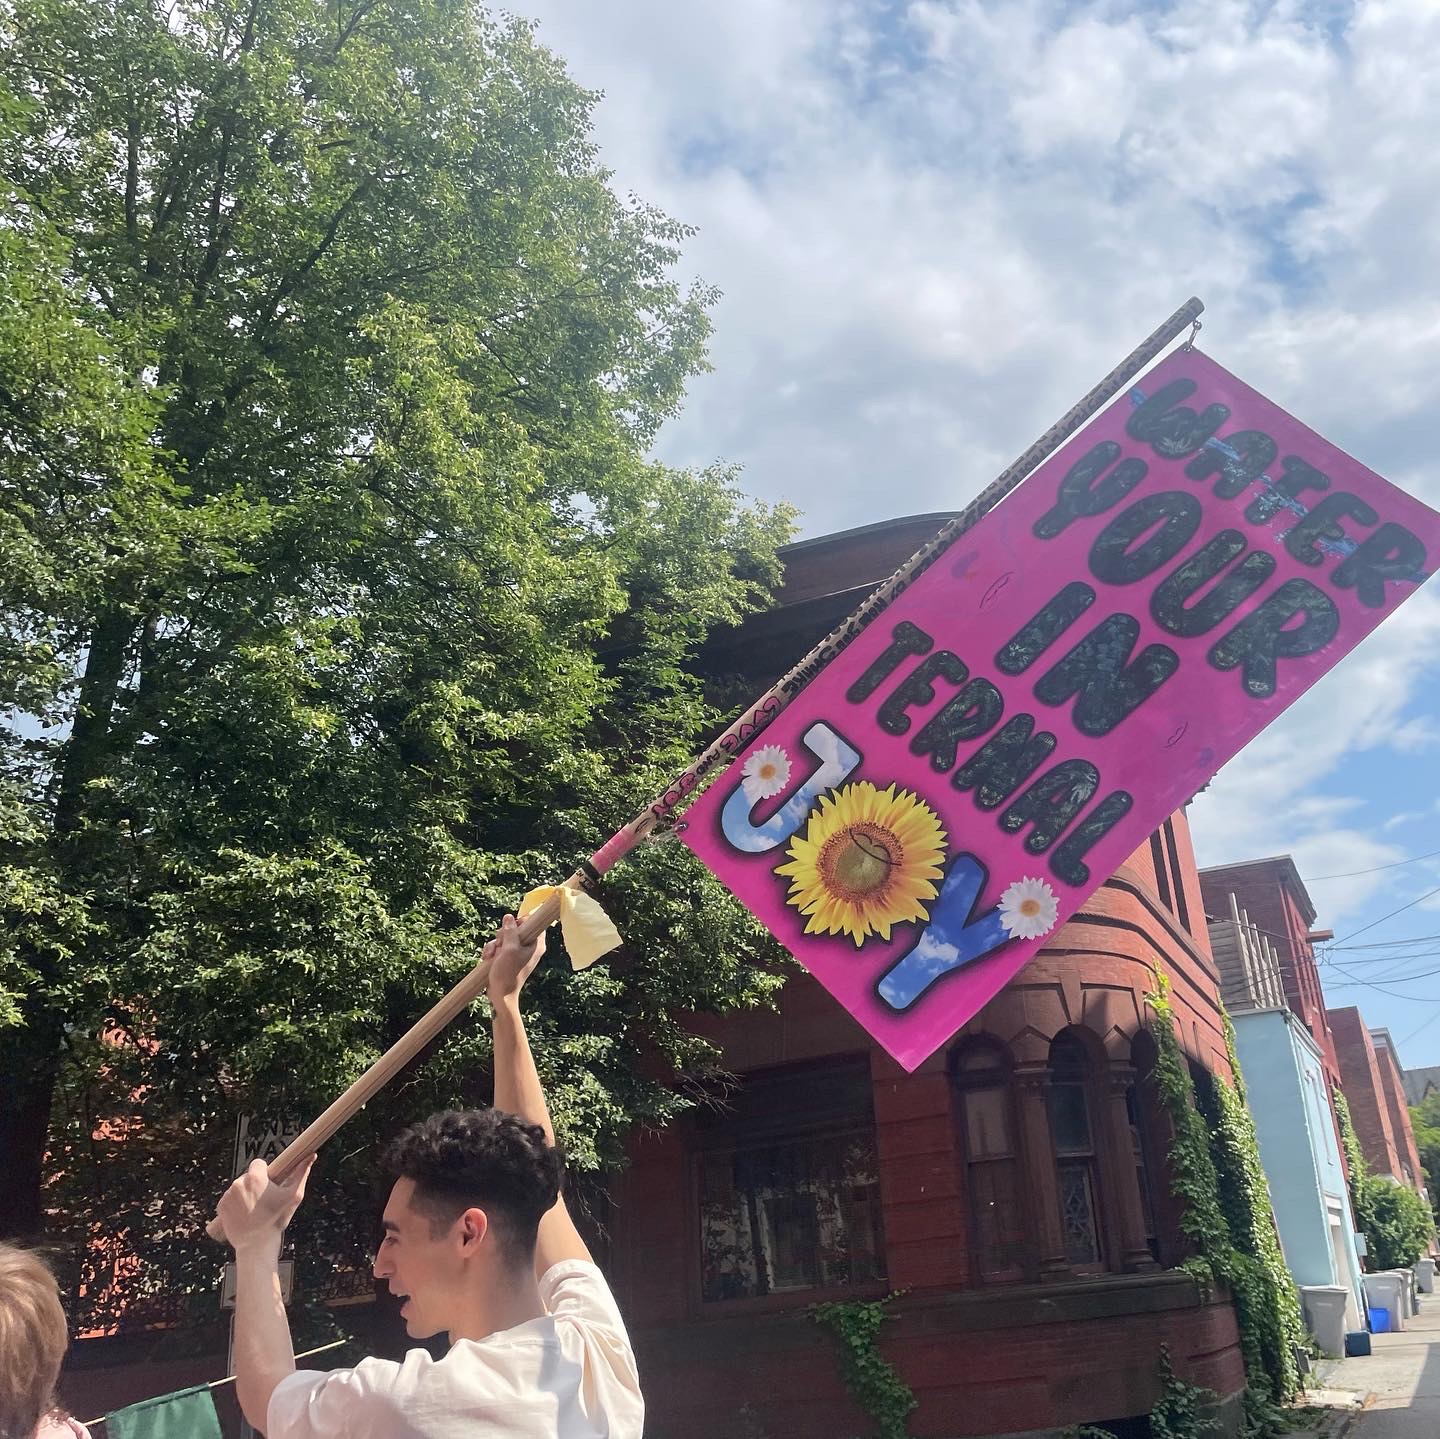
xmin=0 ymin=1008 xmax=63 ymax=1239
xmin=55 ymin=606 xmax=136 ymax=835
xmin=3 ymin=610 xmax=137 ymax=1235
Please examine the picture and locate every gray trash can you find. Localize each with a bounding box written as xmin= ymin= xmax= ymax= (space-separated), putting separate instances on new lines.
xmin=1365 ymin=1272 xmax=1407 ymax=1332
xmin=1301 ymin=1285 xmax=1350 ymax=1357
xmin=1416 ymin=1257 xmax=1436 ymax=1295
xmin=1386 ymin=1269 xmax=1416 ymax=1317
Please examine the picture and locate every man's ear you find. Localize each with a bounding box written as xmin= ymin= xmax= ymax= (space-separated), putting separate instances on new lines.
xmin=457 ymin=1206 xmax=489 ymax=1253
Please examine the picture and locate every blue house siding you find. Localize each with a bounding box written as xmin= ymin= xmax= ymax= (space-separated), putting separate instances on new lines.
xmin=1232 ymin=1007 xmax=1365 ymax=1327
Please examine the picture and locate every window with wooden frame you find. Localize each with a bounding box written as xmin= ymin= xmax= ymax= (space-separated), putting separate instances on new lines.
xmin=692 ymin=1060 xmax=886 ymax=1304
xmin=1047 ymin=1033 xmax=1105 ymax=1272
xmin=952 ymin=1041 xmax=1028 ymax=1282
xmin=1148 ymin=819 xmax=1192 ymax=933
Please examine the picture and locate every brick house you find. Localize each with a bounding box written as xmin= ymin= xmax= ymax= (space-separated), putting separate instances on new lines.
xmin=1327 ymin=1009 xmax=1426 ymax=1193
xmin=1369 ymin=1029 xmax=1427 ymax=1198
xmin=1196 ymin=857 xmax=1341 ymax=1096
xmin=605 ymin=517 xmax=1247 ymax=1438
xmin=62 ymin=514 xmax=1254 ymax=1437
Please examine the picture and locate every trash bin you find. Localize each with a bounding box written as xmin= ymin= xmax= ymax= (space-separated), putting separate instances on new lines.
xmin=1416 ymin=1257 xmax=1436 ymax=1295
xmin=1365 ymin=1273 xmax=1406 ymax=1332
xmin=1345 ymin=1330 xmax=1372 ymax=1356
xmin=1300 ymin=1285 xmax=1350 ymax=1357
xmin=1386 ymin=1269 xmax=1416 ymax=1317
xmin=1368 ymin=1306 xmax=1390 ymax=1334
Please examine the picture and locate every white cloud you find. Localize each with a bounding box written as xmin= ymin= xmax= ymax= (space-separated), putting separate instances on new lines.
xmin=1383 ymin=810 xmax=1428 ymax=831
xmin=518 ymin=0 xmax=1440 ymax=524
xmin=916 ymin=932 xmax=960 ymax=964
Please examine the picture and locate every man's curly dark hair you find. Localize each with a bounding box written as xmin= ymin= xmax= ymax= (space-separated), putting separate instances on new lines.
xmin=382 ymin=1109 xmax=564 ymax=1268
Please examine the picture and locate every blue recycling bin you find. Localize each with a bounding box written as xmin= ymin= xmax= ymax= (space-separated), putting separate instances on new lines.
xmin=1345 ymin=1331 xmax=1372 ymax=1356
xmin=1369 ymin=1305 xmax=1391 ymax=1334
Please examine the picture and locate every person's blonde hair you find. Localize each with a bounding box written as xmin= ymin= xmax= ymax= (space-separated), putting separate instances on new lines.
xmin=0 ymin=1242 xmax=70 ymax=1439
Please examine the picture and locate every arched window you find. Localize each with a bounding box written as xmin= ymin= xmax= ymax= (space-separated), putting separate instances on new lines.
xmin=1048 ymin=1032 xmax=1104 ymax=1271
xmin=953 ymin=1042 xmax=1026 ymax=1282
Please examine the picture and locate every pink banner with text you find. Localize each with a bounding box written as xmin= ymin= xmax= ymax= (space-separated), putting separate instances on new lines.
xmin=680 ymin=348 xmax=1440 ymax=1071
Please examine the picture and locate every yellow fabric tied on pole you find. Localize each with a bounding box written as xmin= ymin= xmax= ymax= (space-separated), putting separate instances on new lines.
xmin=518 ymin=885 xmax=622 ymax=970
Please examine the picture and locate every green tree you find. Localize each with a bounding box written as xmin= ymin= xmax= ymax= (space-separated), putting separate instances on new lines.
xmin=1353 ymin=1176 xmax=1433 ymax=1271
xmin=0 ymin=0 xmax=792 ymax=1313
xmin=1336 ymin=1090 xmax=1434 ymax=1271
xmin=1410 ymin=1094 xmax=1440 ymax=1226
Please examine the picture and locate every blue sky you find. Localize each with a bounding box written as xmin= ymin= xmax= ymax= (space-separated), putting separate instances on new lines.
xmin=513 ymin=0 xmax=1440 ymax=1064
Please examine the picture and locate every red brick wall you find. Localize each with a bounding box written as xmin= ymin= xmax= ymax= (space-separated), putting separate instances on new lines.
xmin=1373 ymin=1039 xmax=1426 ymax=1191
xmin=627 ymin=1275 xmax=1243 ymax=1439
xmin=1327 ymin=1007 xmax=1405 ymax=1181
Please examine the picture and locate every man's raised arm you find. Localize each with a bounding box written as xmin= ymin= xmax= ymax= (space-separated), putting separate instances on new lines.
xmin=485 ymin=913 xmax=594 ymax=1275
xmin=216 ymin=1155 xmax=316 ymax=1432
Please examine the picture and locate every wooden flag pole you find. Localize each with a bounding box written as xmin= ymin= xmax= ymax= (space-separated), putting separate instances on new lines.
xmin=206 ymin=890 xmax=566 ymax=1240
xmin=208 ymin=296 xmax=1202 ymax=1241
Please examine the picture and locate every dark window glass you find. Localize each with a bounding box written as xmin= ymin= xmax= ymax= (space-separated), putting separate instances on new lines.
xmin=1150 ymin=831 xmax=1172 ymax=909
xmin=1126 ymin=1083 xmax=1159 ymax=1259
xmin=696 ymin=1064 xmax=886 ymax=1303
xmin=1047 ymin=1082 xmax=1092 ymax=1154
xmin=1048 ymin=1034 xmax=1103 ymax=1270
xmin=1162 ymin=819 xmax=1191 ymax=930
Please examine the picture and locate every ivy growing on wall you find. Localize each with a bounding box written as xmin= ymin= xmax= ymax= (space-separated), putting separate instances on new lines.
xmin=810 ymin=1292 xmax=917 ymax=1439
xmin=1333 ymin=1087 xmax=1367 ymax=1193
xmin=1150 ymin=1344 xmax=1220 ymax=1439
xmin=1146 ymin=975 xmax=1306 ymax=1435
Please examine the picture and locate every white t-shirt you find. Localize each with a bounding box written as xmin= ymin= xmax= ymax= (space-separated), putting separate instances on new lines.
xmin=266 ymin=1260 xmax=642 ymax=1439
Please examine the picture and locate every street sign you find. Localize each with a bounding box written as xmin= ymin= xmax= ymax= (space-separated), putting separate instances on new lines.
xmin=233 ymin=1114 xmax=306 ymax=1176
xmin=220 ymin=1259 xmax=294 ymax=1310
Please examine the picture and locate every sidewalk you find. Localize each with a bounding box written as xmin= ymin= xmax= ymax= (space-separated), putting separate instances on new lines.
xmin=1288 ymin=1302 xmax=1440 ymax=1439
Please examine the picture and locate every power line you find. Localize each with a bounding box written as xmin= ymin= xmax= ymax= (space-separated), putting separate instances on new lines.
xmin=1328 ymin=933 xmax=1440 ymax=951
xmin=1328 ymin=964 xmax=1440 ymax=987
xmin=1322 ymin=959 xmax=1440 ymax=1002
xmin=1318 ymin=947 xmax=1440 ymax=968
xmin=1332 ymin=883 xmax=1440 ymax=946
xmin=1400 ymin=1009 xmax=1440 ymax=1047
xmin=1307 ymin=846 xmax=1440 ymax=881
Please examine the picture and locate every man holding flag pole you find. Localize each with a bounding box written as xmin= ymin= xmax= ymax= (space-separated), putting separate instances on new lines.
xmin=216 ymin=914 xmax=643 ymax=1439
xmin=202 ymin=297 xmax=1212 ymax=1437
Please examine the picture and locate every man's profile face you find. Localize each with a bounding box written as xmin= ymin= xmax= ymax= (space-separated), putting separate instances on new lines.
xmin=373 ymin=1177 xmax=469 ymax=1339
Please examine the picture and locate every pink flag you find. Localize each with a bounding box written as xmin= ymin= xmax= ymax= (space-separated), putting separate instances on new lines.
xmin=681 ymin=348 xmax=1440 ymax=1071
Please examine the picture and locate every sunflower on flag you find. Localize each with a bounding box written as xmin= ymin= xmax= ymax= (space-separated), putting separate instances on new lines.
xmin=775 ymin=781 xmax=947 ymax=946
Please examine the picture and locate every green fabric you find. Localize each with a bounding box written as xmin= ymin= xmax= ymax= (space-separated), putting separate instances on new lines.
xmin=106 ymin=1386 xmax=223 ymax=1439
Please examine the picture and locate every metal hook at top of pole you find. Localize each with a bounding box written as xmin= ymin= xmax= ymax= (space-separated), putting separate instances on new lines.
xmin=1183 ymin=315 xmax=1203 ymax=350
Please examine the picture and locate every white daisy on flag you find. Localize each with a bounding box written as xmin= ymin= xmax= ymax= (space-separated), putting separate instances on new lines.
xmin=998 ymin=876 xmax=1059 ymax=940
xmin=741 ymin=744 xmax=792 ymax=802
